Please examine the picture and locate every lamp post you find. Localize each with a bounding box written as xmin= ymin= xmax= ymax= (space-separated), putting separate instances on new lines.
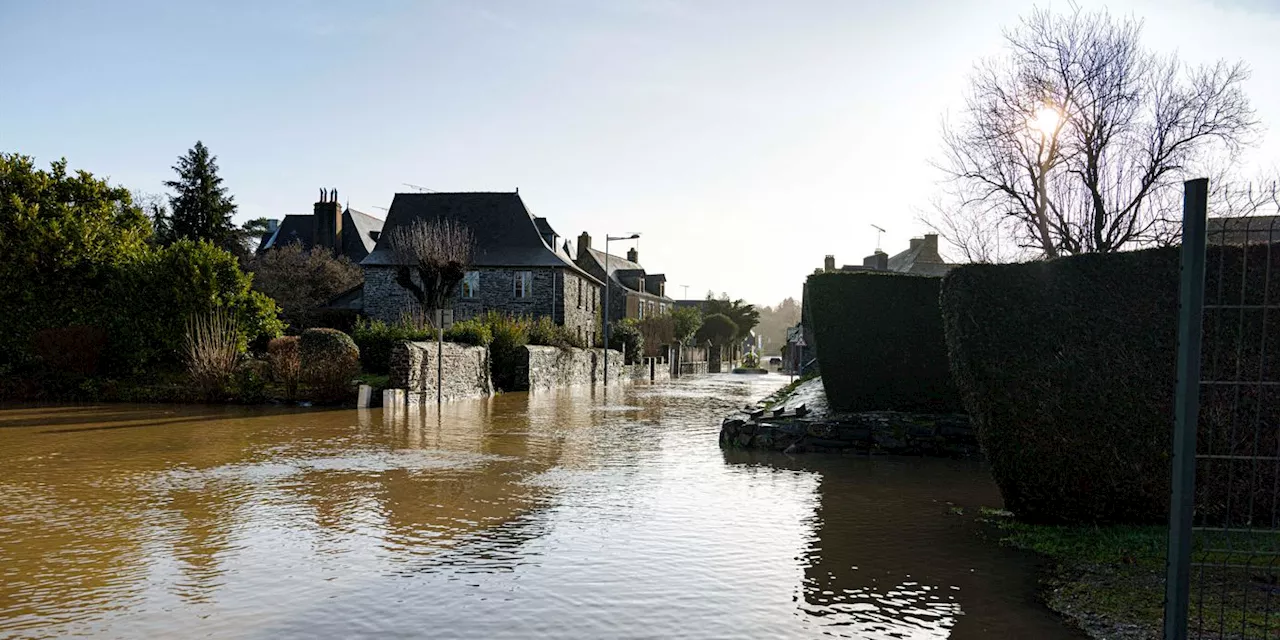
xmin=602 ymin=233 xmax=640 ymax=385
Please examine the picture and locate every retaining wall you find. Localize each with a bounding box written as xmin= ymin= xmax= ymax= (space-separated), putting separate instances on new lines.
xmin=390 ymin=341 xmax=493 ymax=403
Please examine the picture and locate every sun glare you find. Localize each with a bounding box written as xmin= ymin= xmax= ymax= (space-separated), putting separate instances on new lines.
xmin=1029 ymin=106 xmax=1062 ymax=138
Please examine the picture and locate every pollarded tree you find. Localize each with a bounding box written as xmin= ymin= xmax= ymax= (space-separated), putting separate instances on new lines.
xmin=388 ymin=218 xmax=474 ymax=316
xmin=164 ymin=141 xmax=238 ymax=250
xmin=934 ymin=7 xmax=1257 ymax=261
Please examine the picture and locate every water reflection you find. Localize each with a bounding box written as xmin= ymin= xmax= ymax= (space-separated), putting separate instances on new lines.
xmin=1 ymin=377 xmax=1081 ymax=639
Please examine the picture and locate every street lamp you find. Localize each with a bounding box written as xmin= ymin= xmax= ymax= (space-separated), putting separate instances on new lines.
xmin=603 ymin=232 xmax=640 ymax=385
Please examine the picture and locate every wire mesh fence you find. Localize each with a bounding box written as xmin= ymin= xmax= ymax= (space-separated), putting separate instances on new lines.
xmin=1169 ymin=188 xmax=1280 ymax=639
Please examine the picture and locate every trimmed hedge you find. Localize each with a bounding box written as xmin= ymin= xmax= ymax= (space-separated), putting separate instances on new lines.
xmin=942 ymin=244 xmax=1280 ymax=525
xmin=807 ymin=271 xmax=961 ymax=413
xmin=300 ymin=328 xmax=360 ymax=402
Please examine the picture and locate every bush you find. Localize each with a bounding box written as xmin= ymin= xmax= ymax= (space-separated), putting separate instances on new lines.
xmin=183 ymin=310 xmax=242 ymax=400
xmin=636 ymin=315 xmax=675 ymax=356
xmin=483 ymin=311 xmax=531 ymax=391
xmin=30 ymin=326 xmax=108 ymax=376
xmin=268 ymin=336 xmax=301 ymax=399
xmin=696 ymin=313 xmax=737 ymax=347
xmin=529 ymin=316 xmax=584 ymax=349
xmin=234 ymin=359 xmax=271 ymax=404
xmin=806 ymin=271 xmax=961 ymax=413
xmin=105 ymin=239 xmax=283 ymax=374
xmin=609 ymin=318 xmax=645 ymax=364
xmin=300 ymin=328 xmax=360 ymax=402
xmin=352 ymin=316 xmax=433 ymax=375
xmin=443 ymin=317 xmax=493 ymax=346
xmin=941 ymin=243 xmax=1280 ymax=525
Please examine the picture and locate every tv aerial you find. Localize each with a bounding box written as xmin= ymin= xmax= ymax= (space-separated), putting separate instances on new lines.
xmin=871 ymin=224 xmax=886 ymax=252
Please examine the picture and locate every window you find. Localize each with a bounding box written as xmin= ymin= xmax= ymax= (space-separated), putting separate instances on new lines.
xmin=577 ymin=278 xmax=583 ymax=309
xmin=514 ymin=271 xmax=533 ymax=299
xmin=461 ymin=271 xmax=480 ymax=298
xmin=637 ymin=298 xmax=644 ymax=319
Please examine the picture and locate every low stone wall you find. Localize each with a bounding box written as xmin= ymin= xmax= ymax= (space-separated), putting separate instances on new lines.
xmin=679 ymin=361 xmax=709 ymax=376
xmin=621 ymin=357 xmax=670 ymax=382
xmin=518 ymin=346 xmax=626 ymax=391
xmin=720 ymin=411 xmax=976 ymax=456
xmin=390 ymin=341 xmax=493 ymax=403
xmin=525 ymin=345 xmax=596 ymax=391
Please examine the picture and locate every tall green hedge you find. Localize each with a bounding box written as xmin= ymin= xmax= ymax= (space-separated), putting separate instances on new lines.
xmin=942 ymin=244 xmax=1280 ymax=525
xmin=807 ymin=271 xmax=962 ymax=413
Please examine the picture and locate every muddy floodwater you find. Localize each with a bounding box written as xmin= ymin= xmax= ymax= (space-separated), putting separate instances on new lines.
xmin=0 ymin=375 xmax=1082 ymax=639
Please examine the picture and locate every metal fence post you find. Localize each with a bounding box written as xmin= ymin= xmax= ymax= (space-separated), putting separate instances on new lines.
xmin=1164 ymin=178 xmax=1209 ymax=640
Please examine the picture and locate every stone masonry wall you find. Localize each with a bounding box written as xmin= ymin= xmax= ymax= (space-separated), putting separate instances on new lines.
xmin=525 ymin=345 xmax=596 ymax=390
xmin=366 ymin=265 xmax=600 ymax=341
xmin=390 ymin=341 xmax=493 ymax=403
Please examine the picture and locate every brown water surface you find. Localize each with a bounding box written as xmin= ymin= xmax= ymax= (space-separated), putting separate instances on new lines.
xmin=0 ymin=375 xmax=1082 ymax=638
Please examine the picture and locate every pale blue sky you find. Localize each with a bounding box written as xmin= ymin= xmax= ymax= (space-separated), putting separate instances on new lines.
xmin=3 ymin=0 xmax=1279 ymax=304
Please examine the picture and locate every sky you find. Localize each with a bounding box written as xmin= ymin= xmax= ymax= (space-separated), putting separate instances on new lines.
xmin=4 ymin=0 xmax=1280 ymax=306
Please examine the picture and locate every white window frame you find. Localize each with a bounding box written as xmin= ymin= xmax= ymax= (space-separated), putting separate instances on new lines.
xmin=461 ymin=271 xmax=480 ymax=298
xmin=514 ymin=271 xmax=533 ymax=299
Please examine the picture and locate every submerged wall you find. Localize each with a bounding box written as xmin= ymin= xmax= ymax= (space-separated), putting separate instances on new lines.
xmin=390 ymin=341 xmax=493 ymax=403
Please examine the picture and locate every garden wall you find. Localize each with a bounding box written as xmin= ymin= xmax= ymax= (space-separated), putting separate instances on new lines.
xmin=941 ymin=243 xmax=1280 ymax=525
xmin=390 ymin=341 xmax=493 ymax=403
xmin=807 ymin=271 xmax=961 ymax=413
xmin=517 ymin=346 xmax=626 ymax=391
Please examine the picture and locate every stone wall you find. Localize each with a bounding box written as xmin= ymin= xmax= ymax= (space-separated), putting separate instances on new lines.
xmin=679 ymin=361 xmax=709 ymax=376
xmin=621 ymin=357 xmax=670 ymax=382
xmin=558 ymin=270 xmax=600 ymax=346
xmin=525 ymin=345 xmax=596 ymax=390
xmin=364 ymin=265 xmax=421 ymax=324
xmin=390 ymin=341 xmax=493 ymax=403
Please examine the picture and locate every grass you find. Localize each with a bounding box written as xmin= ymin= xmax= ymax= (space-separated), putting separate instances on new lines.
xmin=356 ymin=373 xmax=390 ymax=389
xmin=980 ymin=509 xmax=1280 ymax=639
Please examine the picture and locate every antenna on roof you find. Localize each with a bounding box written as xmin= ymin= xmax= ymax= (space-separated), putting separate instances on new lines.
xmin=372 ymin=206 xmax=389 ymax=213
xmin=403 ymin=183 xmax=436 ymax=193
xmin=871 ymin=224 xmax=886 ymax=252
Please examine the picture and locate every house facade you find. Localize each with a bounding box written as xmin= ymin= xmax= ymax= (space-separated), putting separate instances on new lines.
xmin=358 ymin=192 xmax=604 ymax=342
xmin=573 ymin=233 xmax=675 ymax=323
xmin=257 ymin=189 xmax=385 ymax=263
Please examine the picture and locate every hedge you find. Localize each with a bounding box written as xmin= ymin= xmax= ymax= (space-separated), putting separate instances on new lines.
xmin=300 ymin=328 xmax=360 ymax=402
xmin=807 ymin=271 xmax=962 ymax=413
xmin=941 ymin=243 xmax=1280 ymax=525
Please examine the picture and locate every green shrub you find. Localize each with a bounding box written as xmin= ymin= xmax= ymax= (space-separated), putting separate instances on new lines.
xmin=807 ymin=271 xmax=961 ymax=413
xmin=352 ymin=316 xmax=432 ymax=375
xmin=233 ymin=359 xmax=271 ymax=404
xmin=300 ymin=328 xmax=360 ymax=402
xmin=268 ymin=336 xmax=301 ymax=399
xmin=529 ymin=316 xmax=583 ymax=349
xmin=609 ymin=318 xmax=645 ymax=364
xmin=104 ymin=239 xmax=283 ymax=374
xmin=443 ymin=317 xmax=493 ymax=346
xmin=482 ymin=311 xmax=531 ymax=392
xmin=30 ymin=326 xmax=108 ymax=377
xmin=941 ymin=243 xmax=1280 ymax=525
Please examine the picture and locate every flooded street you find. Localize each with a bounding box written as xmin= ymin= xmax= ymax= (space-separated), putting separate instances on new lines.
xmin=0 ymin=375 xmax=1081 ymax=639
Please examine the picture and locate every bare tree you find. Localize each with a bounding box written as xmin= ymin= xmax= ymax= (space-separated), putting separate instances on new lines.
xmin=388 ymin=218 xmax=474 ymax=314
xmin=933 ymin=6 xmax=1258 ymax=260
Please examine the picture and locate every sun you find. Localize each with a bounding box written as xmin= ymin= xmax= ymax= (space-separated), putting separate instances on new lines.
xmin=1028 ymin=106 xmax=1063 ymax=138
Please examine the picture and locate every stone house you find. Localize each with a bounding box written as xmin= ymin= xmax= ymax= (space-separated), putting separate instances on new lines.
xmin=819 ymin=233 xmax=955 ymax=276
xmin=573 ymin=233 xmax=675 ymax=323
xmin=257 ymin=189 xmax=386 ymax=263
xmin=358 ymin=192 xmax=604 ymax=343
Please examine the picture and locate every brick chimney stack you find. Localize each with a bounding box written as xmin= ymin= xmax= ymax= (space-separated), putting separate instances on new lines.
xmin=627 ymin=247 xmax=639 ymax=263
xmin=824 ymin=255 xmax=835 ymax=272
xmin=313 ymin=188 xmax=342 ymax=254
xmin=577 ymin=232 xmax=591 ymax=260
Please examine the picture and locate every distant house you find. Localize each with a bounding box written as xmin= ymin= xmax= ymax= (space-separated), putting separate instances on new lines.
xmin=257 ymin=189 xmax=385 ymax=263
xmin=574 ymin=234 xmax=675 ymax=323
xmin=819 ymin=233 xmax=955 ymax=276
xmin=358 ymin=192 xmax=604 ymax=343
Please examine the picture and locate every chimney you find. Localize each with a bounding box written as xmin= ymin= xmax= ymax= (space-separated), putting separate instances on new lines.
xmin=313 ymin=188 xmax=342 ymax=254
xmin=578 ymin=232 xmax=592 ymax=260
xmin=266 ymin=219 xmax=280 ymax=234
xmin=627 ymin=247 xmax=638 ymax=263
xmin=909 ymin=237 xmax=923 ymax=251
xmin=862 ymin=250 xmax=888 ymax=271
xmin=824 ymin=255 xmax=835 ymax=272
xmin=919 ymin=233 xmax=942 ymax=262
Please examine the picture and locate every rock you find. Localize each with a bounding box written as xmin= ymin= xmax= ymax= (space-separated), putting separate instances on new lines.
xmin=771 ymin=407 xmax=786 ymax=417
xmin=794 ymin=404 xmax=808 ymax=417
xmin=722 ymin=417 xmax=746 ymax=429
xmin=749 ymin=409 xmax=765 ymax=419
xmin=735 ymin=433 xmax=753 ymax=448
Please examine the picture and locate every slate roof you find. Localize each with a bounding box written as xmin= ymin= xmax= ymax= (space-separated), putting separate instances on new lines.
xmin=886 ymin=238 xmax=954 ymax=276
xmin=258 ymin=209 xmax=385 ymax=264
xmin=361 ymin=192 xmax=602 ymax=284
xmin=576 ymin=247 xmax=674 ymax=300
xmin=260 ymin=214 xmax=314 ymax=251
